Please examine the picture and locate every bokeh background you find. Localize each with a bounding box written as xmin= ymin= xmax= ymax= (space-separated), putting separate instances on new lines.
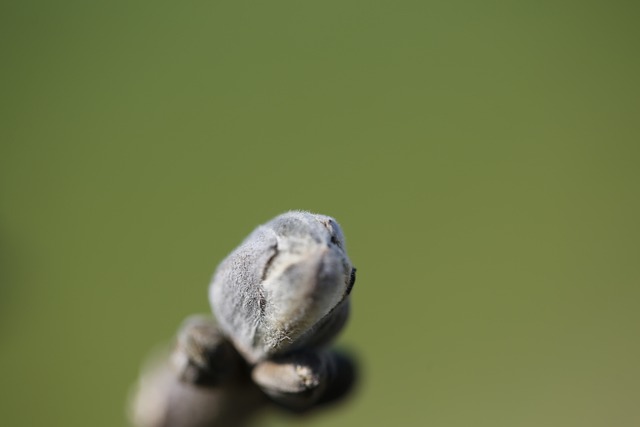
xmin=1 ymin=1 xmax=639 ymax=426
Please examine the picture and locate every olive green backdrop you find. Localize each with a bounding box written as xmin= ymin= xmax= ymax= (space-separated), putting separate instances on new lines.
xmin=1 ymin=1 xmax=639 ymax=426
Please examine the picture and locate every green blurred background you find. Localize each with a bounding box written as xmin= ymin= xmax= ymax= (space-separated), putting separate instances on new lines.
xmin=1 ymin=1 xmax=639 ymax=426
